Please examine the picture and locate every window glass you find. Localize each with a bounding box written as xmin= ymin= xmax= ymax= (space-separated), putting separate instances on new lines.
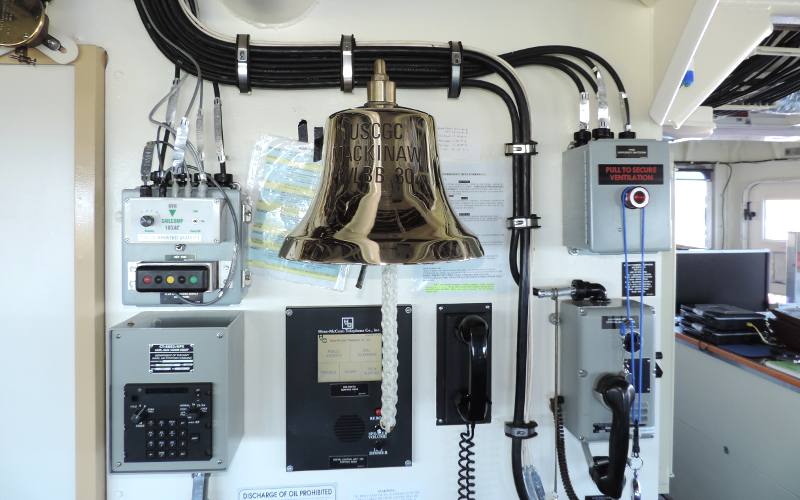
xmin=763 ymin=199 xmax=800 ymax=241
xmin=675 ymin=170 xmax=711 ymax=248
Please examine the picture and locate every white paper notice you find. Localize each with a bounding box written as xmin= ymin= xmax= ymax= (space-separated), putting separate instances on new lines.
xmin=239 ymin=485 xmax=336 ymax=500
xmin=437 ymin=127 xmax=481 ymax=163
xmin=413 ymin=162 xmax=511 ymax=293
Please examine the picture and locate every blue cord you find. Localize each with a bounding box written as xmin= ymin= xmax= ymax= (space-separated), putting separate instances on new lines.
xmin=620 ymin=188 xmax=645 ymax=431
xmin=637 ymin=207 xmax=645 ymax=427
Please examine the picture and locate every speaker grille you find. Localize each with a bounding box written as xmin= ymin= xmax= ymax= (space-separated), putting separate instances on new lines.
xmin=334 ymin=414 xmax=365 ymax=443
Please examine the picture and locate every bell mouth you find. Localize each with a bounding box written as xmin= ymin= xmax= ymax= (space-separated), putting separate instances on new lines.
xmin=279 ymin=233 xmax=484 ymax=265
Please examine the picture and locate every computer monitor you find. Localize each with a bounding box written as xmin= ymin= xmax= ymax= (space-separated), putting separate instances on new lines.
xmin=676 ymin=249 xmax=770 ymax=312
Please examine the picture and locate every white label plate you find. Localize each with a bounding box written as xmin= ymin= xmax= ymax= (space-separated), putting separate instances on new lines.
xmin=239 ymin=485 xmax=336 ymax=500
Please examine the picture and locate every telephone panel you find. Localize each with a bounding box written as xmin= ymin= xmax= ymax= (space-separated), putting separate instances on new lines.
xmin=285 ymin=305 xmax=412 ymax=471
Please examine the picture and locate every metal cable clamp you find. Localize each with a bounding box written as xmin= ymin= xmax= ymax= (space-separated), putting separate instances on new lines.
xmin=236 ymin=34 xmax=251 ymax=93
xmin=507 ymin=214 xmax=541 ymax=230
xmin=504 ymin=141 xmax=538 ymax=156
xmin=504 ymin=421 xmax=538 ymax=439
xmin=340 ymin=34 xmax=355 ymax=92
xmin=191 ymin=472 xmax=210 ymax=500
xmin=448 ymin=41 xmax=463 ymax=98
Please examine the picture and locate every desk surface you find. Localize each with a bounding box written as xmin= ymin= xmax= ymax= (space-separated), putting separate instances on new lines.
xmin=675 ymin=332 xmax=800 ymax=391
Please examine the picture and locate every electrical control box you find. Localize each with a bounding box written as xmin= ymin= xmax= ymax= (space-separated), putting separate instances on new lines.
xmin=562 ymin=139 xmax=672 ymax=254
xmin=285 ymin=305 xmax=412 ymax=471
xmin=121 ymin=187 xmax=251 ymax=306
xmin=108 ymin=312 xmax=244 ymax=473
xmin=558 ymin=299 xmax=655 ymax=442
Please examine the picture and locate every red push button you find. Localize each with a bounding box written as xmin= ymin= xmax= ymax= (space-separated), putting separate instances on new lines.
xmin=142 ymin=275 xmax=153 ymax=285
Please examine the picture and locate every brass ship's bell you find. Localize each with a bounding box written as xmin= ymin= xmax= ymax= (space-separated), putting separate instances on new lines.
xmin=280 ymin=59 xmax=484 ymax=265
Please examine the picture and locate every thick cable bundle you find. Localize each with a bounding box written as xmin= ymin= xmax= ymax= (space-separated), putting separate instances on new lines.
xmin=705 ymin=29 xmax=800 ymax=108
xmin=133 ymin=0 xmax=633 ymax=130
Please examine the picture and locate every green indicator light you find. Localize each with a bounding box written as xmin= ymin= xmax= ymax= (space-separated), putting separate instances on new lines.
xmin=189 ymin=275 xmax=199 ymax=285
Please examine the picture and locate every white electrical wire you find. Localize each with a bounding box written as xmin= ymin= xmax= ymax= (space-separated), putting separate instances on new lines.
xmin=380 ymin=264 xmax=400 ymax=433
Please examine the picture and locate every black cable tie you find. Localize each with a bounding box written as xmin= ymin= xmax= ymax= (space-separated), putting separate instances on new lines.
xmin=504 ymin=141 xmax=538 ymax=156
xmin=506 ymin=215 xmax=541 ymax=230
xmin=340 ymin=34 xmax=355 ymax=92
xmin=236 ymin=34 xmax=251 ymax=94
xmin=504 ymin=421 xmax=538 ymax=439
xmin=448 ymin=41 xmax=463 ymax=99
xmin=298 ymin=119 xmax=309 ymax=143
xmin=313 ymin=126 xmax=324 ymax=162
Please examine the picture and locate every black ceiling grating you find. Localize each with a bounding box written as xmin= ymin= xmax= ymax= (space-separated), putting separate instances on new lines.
xmin=704 ymin=28 xmax=800 ymax=109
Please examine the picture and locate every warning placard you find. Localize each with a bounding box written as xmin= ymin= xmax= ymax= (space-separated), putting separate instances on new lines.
xmin=149 ymin=344 xmax=194 ymax=373
xmin=598 ymin=164 xmax=663 ymax=185
xmin=239 ymin=485 xmax=336 ymax=500
xmin=621 ymin=261 xmax=656 ymax=297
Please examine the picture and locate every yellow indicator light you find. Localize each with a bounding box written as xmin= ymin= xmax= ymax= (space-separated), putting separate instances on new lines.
xmin=165 ymin=276 xmax=176 ymax=285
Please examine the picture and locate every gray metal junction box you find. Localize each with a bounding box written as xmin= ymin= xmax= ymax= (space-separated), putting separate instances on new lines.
xmin=562 ymin=139 xmax=672 ymax=254
xmin=121 ymin=187 xmax=250 ymax=306
xmin=108 ymin=312 xmax=244 ymax=472
xmin=558 ymin=299 xmax=655 ymax=442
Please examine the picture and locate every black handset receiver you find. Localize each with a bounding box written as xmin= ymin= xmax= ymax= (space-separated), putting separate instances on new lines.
xmin=454 ymin=314 xmax=490 ymax=423
xmin=586 ymin=373 xmax=635 ymax=499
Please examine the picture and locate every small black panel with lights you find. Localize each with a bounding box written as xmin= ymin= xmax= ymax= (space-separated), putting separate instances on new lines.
xmin=135 ymin=265 xmax=210 ymax=293
xmin=285 ymin=305 xmax=412 ymax=471
xmin=123 ymin=383 xmax=213 ymax=462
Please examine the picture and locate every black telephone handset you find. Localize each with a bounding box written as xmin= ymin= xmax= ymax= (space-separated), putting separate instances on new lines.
xmin=455 ymin=315 xmax=490 ymax=423
xmin=587 ymin=374 xmax=635 ymax=499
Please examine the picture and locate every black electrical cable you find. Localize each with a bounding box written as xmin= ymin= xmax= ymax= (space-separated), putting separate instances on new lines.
xmin=502 ymin=45 xmax=631 ymax=127
xmin=553 ymin=399 xmax=580 ymax=500
xmin=463 ymin=79 xmax=520 ymax=136
xmin=458 ymin=423 xmax=477 ymax=500
xmin=133 ymin=1 xmax=622 ymax=103
xmin=462 ymin=78 xmax=522 ymax=285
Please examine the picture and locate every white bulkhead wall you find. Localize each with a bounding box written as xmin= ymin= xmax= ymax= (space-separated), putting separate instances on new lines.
xmin=48 ymin=0 xmax=673 ymax=498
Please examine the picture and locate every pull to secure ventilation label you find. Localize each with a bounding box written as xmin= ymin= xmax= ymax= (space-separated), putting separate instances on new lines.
xmin=598 ymin=164 xmax=663 ymax=185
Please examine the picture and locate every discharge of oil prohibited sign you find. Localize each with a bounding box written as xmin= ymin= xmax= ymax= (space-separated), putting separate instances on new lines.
xmin=149 ymin=344 xmax=194 ymax=373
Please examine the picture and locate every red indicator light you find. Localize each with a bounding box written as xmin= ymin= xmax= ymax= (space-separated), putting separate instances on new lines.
xmin=375 ymin=408 xmax=382 ymax=417
xmin=143 ymin=275 xmax=153 ymax=285
xmin=624 ymin=186 xmax=649 ymax=209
